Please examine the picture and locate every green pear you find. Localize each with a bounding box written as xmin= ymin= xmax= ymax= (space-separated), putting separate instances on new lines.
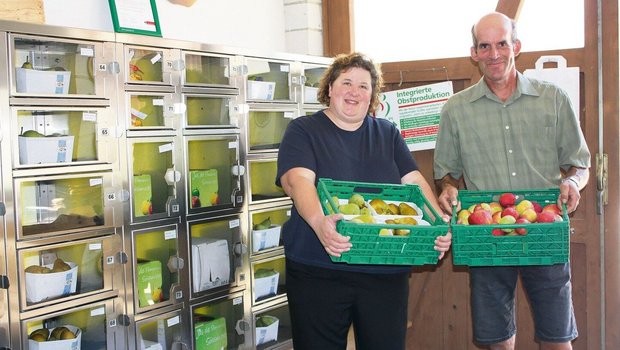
xmin=348 ymin=193 xmax=366 ymax=209
xmin=22 ymin=130 xmax=44 ymax=137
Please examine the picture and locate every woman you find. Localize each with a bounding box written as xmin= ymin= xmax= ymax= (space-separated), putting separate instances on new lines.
xmin=276 ymin=52 xmax=451 ymax=350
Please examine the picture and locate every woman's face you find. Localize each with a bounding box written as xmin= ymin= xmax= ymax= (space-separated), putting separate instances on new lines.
xmin=328 ymin=67 xmax=372 ymax=125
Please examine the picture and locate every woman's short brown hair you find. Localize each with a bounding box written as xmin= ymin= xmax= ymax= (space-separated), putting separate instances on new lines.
xmin=317 ymin=52 xmax=384 ymax=114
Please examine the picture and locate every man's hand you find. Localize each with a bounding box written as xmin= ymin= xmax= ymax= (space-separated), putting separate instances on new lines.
xmin=438 ymin=185 xmax=460 ymax=215
xmin=559 ymin=179 xmax=581 ymax=213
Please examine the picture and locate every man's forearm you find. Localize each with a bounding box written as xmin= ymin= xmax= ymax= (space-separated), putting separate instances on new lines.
xmin=562 ymin=167 xmax=589 ymax=191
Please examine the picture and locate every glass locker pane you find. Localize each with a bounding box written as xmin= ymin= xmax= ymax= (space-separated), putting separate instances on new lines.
xmin=246 ymin=59 xmax=291 ymax=101
xmin=13 ymin=37 xmax=96 ymax=96
xmin=254 ymin=303 xmax=292 ymax=349
xmin=128 ymin=48 xmax=164 ymax=83
xmin=131 ymin=140 xmax=177 ymax=220
xmin=188 ymin=216 xmax=241 ymax=295
xmin=192 ymin=295 xmax=247 ymax=349
xmin=252 ymin=256 xmax=286 ymax=304
xmin=248 ymin=110 xmax=294 ymax=151
xmin=136 ymin=312 xmax=184 ymax=350
xmin=24 ymin=303 xmax=110 ymax=349
xmin=186 ymin=137 xmax=240 ymax=212
xmin=303 ymin=66 xmax=326 ymax=104
xmin=185 ymin=95 xmax=234 ymax=127
xmin=20 ymin=240 xmax=105 ymax=307
xmin=185 ymin=54 xmax=231 ymax=86
xmin=16 ymin=109 xmax=99 ymax=165
xmin=129 ymin=94 xmax=167 ymax=128
xmin=17 ymin=176 xmax=105 ymax=237
xmin=249 ymin=159 xmax=286 ymax=203
xmin=133 ymin=226 xmax=180 ymax=309
xmin=250 ymin=206 xmax=290 ymax=254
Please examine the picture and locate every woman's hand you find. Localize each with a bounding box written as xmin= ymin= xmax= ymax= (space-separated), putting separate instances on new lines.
xmin=315 ymin=214 xmax=352 ymax=257
xmin=434 ymin=231 xmax=452 ymax=260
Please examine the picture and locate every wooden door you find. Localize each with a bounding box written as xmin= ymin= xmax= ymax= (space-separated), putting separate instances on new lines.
xmin=379 ymin=2 xmax=607 ymax=348
xmin=323 ymin=0 xmax=618 ymax=348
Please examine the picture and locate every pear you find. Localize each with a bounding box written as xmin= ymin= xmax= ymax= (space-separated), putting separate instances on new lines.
xmin=387 ymin=203 xmax=400 ymax=215
xmin=379 ymin=228 xmax=393 ymax=236
xmin=253 ymin=217 xmax=271 ymax=230
xmin=256 ymin=315 xmax=277 ymax=327
xmin=49 ymin=326 xmax=68 ymax=341
xmin=348 ymin=193 xmax=366 ymax=209
xmin=25 ymin=265 xmax=43 ymax=273
xmin=29 ymin=328 xmax=49 ymax=341
xmin=395 ymin=217 xmax=418 ymax=225
xmin=29 ymin=333 xmax=47 ymax=342
xmin=351 ymin=215 xmax=376 ymax=224
xmin=338 ymin=203 xmax=360 ymax=215
xmin=52 ymin=258 xmax=71 ymax=272
xmin=394 ymin=229 xmax=411 ymax=236
xmin=60 ymin=328 xmax=76 ymax=340
xmin=369 ymin=199 xmax=389 ymax=215
xmin=21 ymin=56 xmax=33 ymax=69
xmin=21 ymin=130 xmax=44 ymax=137
xmin=325 ymin=196 xmax=339 ymax=214
xmin=398 ymin=203 xmax=418 ymax=216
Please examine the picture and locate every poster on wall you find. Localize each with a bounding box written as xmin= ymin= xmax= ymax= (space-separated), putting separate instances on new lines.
xmin=109 ymin=0 xmax=162 ymax=37
xmin=374 ymin=81 xmax=453 ymax=151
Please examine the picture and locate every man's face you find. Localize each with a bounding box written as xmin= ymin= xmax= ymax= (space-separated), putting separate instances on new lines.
xmin=470 ymin=20 xmax=521 ymax=83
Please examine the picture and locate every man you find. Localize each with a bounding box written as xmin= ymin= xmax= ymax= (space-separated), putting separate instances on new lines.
xmin=433 ymin=12 xmax=591 ymax=350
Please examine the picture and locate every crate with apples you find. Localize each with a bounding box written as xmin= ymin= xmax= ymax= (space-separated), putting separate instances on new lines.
xmin=318 ymin=178 xmax=449 ymax=266
xmin=451 ymin=188 xmax=569 ymax=266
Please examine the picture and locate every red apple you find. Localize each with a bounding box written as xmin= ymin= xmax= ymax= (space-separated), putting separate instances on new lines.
xmin=474 ymin=203 xmax=491 ymax=212
xmin=536 ymin=211 xmax=556 ymax=223
xmin=501 ymin=206 xmax=518 ymax=220
xmin=492 ymin=228 xmax=505 ymax=236
xmin=515 ymin=218 xmax=530 ymax=235
xmin=531 ymin=201 xmax=543 ymax=213
xmin=499 ymin=192 xmax=516 ymax=207
xmin=468 ymin=210 xmax=493 ymax=225
xmin=542 ymin=204 xmax=562 ymax=216
xmin=520 ymin=208 xmax=538 ymax=222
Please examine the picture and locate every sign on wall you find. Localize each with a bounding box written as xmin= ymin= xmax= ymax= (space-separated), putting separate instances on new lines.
xmin=109 ymin=0 xmax=162 ymax=37
xmin=374 ymin=81 xmax=453 ymax=151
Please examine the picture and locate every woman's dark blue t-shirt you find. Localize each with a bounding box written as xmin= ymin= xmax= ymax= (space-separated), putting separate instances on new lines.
xmin=275 ymin=110 xmax=418 ymax=273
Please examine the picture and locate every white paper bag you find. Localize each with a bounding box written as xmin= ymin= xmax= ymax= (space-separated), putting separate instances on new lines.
xmin=523 ymin=55 xmax=580 ymax=122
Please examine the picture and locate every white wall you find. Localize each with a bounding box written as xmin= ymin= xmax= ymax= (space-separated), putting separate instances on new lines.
xmin=43 ymin=0 xmax=288 ymax=53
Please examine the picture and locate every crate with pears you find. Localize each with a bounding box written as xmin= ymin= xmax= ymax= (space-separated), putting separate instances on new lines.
xmin=451 ymin=188 xmax=570 ymax=266
xmin=318 ymin=178 xmax=449 ymax=265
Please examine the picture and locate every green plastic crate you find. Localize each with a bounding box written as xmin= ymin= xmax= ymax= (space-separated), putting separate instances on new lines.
xmin=318 ymin=178 xmax=449 ymax=265
xmin=452 ymin=188 xmax=570 ymax=266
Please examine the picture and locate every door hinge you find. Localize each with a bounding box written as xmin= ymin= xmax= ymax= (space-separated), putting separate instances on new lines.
xmin=0 ymin=275 xmax=9 ymax=289
xmin=596 ymin=153 xmax=608 ymax=214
